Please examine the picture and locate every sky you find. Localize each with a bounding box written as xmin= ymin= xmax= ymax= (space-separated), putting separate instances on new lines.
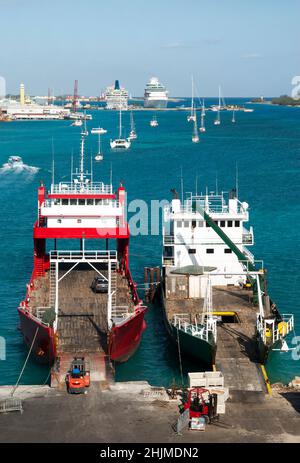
xmin=0 ymin=0 xmax=299 ymax=97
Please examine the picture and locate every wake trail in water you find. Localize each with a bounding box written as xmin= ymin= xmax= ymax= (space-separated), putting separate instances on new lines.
xmin=0 ymin=156 xmax=39 ymax=176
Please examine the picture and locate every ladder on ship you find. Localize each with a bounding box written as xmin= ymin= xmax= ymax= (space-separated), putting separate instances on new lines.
xmin=49 ymin=261 xmax=57 ymax=307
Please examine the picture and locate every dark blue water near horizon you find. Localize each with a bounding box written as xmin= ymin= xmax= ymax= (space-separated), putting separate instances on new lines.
xmin=0 ymin=98 xmax=299 ymax=387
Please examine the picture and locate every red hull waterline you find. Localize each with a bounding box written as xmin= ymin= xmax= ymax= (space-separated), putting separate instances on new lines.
xmin=18 ymin=305 xmax=147 ymax=365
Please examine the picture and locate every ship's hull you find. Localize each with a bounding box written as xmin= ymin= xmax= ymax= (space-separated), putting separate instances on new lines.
xmin=109 ymin=309 xmax=147 ymax=362
xmin=18 ymin=306 xmax=147 ymax=365
xmin=160 ymin=286 xmax=216 ymax=367
xmin=169 ymin=323 xmax=216 ymax=367
xmin=18 ymin=308 xmax=56 ymax=364
xmin=144 ymin=99 xmax=168 ymax=108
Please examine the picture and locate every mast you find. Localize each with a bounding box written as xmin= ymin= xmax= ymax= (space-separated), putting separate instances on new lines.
xmin=79 ymin=119 xmax=87 ymax=184
xmin=119 ymin=106 xmax=122 ymax=139
xmin=191 ymin=75 xmax=194 ymax=117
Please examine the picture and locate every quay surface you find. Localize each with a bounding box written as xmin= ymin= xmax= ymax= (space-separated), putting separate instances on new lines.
xmin=0 ymin=382 xmax=299 ymax=443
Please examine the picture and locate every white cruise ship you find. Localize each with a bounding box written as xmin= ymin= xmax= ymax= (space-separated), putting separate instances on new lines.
xmin=144 ymin=77 xmax=168 ymax=108
xmin=105 ymin=80 xmax=128 ymax=110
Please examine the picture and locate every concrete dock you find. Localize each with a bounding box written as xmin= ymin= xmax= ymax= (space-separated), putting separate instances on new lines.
xmin=0 ymin=382 xmax=299 ymax=443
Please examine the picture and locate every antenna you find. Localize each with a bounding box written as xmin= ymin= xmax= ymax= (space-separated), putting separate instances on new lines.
xmin=71 ymin=150 xmax=73 ymax=183
xmin=110 ymin=162 xmax=113 ymax=187
xmin=215 ymin=171 xmax=218 ymax=195
xmin=90 ymin=150 xmax=93 ymax=183
xmin=180 ymin=166 xmax=184 ymax=204
xmin=51 ymin=137 xmax=55 ymax=185
xmin=235 ymin=162 xmax=239 ymax=198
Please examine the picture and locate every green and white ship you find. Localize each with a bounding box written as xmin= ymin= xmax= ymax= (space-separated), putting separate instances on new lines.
xmin=161 ymin=188 xmax=294 ymax=367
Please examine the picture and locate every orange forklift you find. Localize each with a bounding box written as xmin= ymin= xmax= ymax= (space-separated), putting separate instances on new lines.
xmin=65 ymin=357 xmax=90 ymax=394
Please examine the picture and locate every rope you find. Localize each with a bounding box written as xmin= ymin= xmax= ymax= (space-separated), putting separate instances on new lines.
xmin=10 ymin=327 xmax=39 ymax=397
xmin=176 ymin=327 xmax=184 ymax=387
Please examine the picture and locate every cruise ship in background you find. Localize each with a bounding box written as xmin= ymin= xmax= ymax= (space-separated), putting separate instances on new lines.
xmin=105 ymin=80 xmax=128 ymax=110
xmin=144 ymin=77 xmax=168 ymax=108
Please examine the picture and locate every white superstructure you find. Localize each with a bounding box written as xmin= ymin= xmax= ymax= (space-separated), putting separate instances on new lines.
xmin=105 ymin=80 xmax=128 ymax=110
xmin=144 ymin=77 xmax=168 ymax=108
xmin=162 ymin=190 xmax=254 ymax=286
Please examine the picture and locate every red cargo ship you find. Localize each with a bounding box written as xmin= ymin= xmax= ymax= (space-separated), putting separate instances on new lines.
xmin=18 ymin=127 xmax=146 ymax=365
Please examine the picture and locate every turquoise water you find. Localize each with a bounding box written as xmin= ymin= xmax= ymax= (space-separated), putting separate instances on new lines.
xmin=0 ymin=99 xmax=299 ymax=387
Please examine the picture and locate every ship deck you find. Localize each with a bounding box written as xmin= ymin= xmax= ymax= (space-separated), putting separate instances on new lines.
xmin=28 ymin=265 xmax=134 ymax=355
xmin=165 ymin=284 xmax=265 ymax=391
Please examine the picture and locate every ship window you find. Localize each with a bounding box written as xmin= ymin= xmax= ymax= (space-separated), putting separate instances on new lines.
xmin=206 ymin=222 xmax=211 ymax=227
xmin=57 ymin=219 xmax=62 ymax=224
xmin=164 ymin=246 xmax=173 ymax=257
xmin=198 ymin=221 xmax=204 ymax=227
xmin=192 ymin=220 xmax=196 ymax=229
xmin=70 ymin=199 xmax=77 ymax=205
xmin=177 ymin=221 xmax=182 ymax=228
xmin=206 ymin=248 xmax=214 ymax=254
xmin=184 ymin=221 xmax=189 ymax=228
xmin=188 ymin=249 xmax=196 ymax=254
xmin=220 ymin=220 xmax=225 ymax=227
xmin=78 ymin=199 xmax=85 ymax=205
xmin=224 ymin=248 xmax=232 ymax=254
xmin=62 ymin=199 xmax=68 ymax=205
xmin=87 ymin=199 xmax=93 ymax=205
xmin=77 ymin=219 xmax=82 ymax=223
xmin=54 ymin=199 xmax=60 ymax=205
xmin=95 ymin=199 xmax=103 ymax=205
xmin=228 ymin=220 xmax=233 ymax=227
xmin=235 ymin=221 xmax=240 ymax=227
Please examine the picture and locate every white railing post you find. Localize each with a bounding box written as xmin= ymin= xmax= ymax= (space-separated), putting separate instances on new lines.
xmin=55 ymin=260 xmax=59 ymax=316
xmin=107 ymin=258 xmax=112 ymax=329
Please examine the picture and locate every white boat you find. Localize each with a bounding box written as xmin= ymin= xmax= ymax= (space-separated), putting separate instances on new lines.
xmin=199 ymin=100 xmax=206 ymax=132
xmin=7 ymin=155 xmax=24 ymax=168
xmin=110 ymin=107 xmax=131 ymax=150
xmin=150 ymin=115 xmax=158 ymax=127
xmin=192 ymin=113 xmax=199 ymax=143
xmin=91 ymin=127 xmax=107 ymax=135
xmin=71 ymin=120 xmax=82 ymax=127
xmin=144 ymin=77 xmax=168 ymax=108
xmin=128 ymin=111 xmax=137 ymax=140
xmin=91 ymin=127 xmax=107 ymax=161
xmin=214 ymin=86 xmax=221 ymax=125
xmin=187 ymin=76 xmax=196 ymax=122
xmin=244 ymin=108 xmax=254 ymax=112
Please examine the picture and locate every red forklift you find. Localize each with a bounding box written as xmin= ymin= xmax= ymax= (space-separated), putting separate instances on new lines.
xmin=65 ymin=357 xmax=90 ymax=394
xmin=183 ymin=388 xmax=219 ymax=429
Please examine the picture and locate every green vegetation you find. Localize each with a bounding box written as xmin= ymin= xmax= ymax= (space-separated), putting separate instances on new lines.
xmin=272 ymin=95 xmax=300 ymax=106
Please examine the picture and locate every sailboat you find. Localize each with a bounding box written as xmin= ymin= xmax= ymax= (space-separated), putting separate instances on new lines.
xmin=232 ymin=109 xmax=236 ymax=123
xmin=192 ymin=110 xmax=199 ymax=143
xmin=91 ymin=127 xmax=107 ymax=161
xmin=199 ymin=99 xmax=206 ymax=132
xmin=128 ymin=111 xmax=137 ymax=140
xmin=150 ymin=115 xmax=158 ymax=127
xmin=110 ymin=107 xmax=131 ymax=150
xmin=214 ymin=86 xmax=221 ymax=126
xmin=187 ymin=76 xmax=196 ymax=122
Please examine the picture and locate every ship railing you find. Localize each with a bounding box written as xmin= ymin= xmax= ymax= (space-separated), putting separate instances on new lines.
xmin=111 ymin=306 xmax=131 ymax=324
xmin=36 ymin=306 xmax=51 ymax=321
xmin=273 ymin=314 xmax=294 ymax=344
xmin=49 ymin=250 xmax=117 ymax=262
xmin=240 ymin=247 xmax=255 ymax=264
xmin=173 ymin=314 xmax=215 ymax=342
xmin=163 ymin=257 xmax=175 ymax=266
xmin=19 ymin=306 xmax=50 ymax=328
xmin=256 ymin=313 xmax=294 ymax=345
xmin=50 ymin=182 xmax=113 ymax=195
xmin=242 ymin=226 xmax=254 ymax=245
xmin=163 ymin=234 xmax=174 ymax=245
